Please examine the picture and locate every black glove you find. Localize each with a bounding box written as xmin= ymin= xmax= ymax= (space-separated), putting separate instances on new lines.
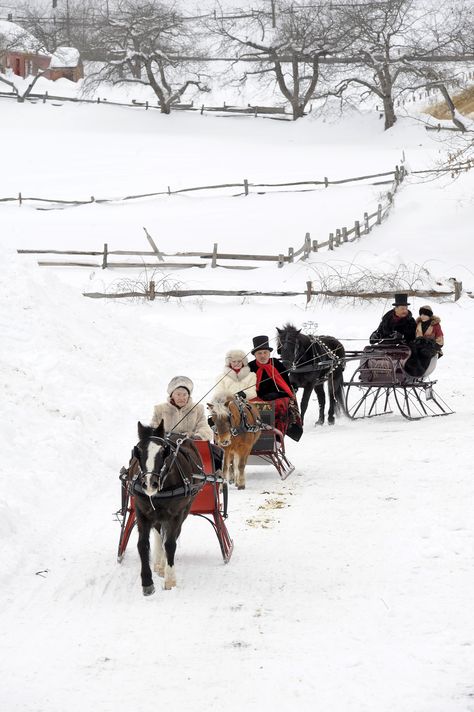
xmin=236 ymin=390 xmax=247 ymax=399
xmin=390 ymin=331 xmax=404 ymax=342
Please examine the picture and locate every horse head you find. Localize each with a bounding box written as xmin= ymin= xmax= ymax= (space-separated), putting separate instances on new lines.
xmin=135 ymin=420 xmax=170 ymax=496
xmin=207 ymin=400 xmax=234 ymax=447
xmin=276 ymin=324 xmax=302 ymax=370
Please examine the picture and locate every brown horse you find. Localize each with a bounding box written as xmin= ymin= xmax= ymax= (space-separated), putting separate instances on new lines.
xmin=208 ymin=396 xmax=261 ymax=490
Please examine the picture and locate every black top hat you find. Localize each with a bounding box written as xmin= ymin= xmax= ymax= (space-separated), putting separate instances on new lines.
xmin=392 ymin=293 xmax=410 ymax=307
xmin=251 ymin=335 xmax=273 ymax=354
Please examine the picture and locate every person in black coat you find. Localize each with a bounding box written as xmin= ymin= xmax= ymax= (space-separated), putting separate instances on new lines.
xmin=248 ymin=334 xmax=303 ymax=443
xmin=248 ymin=335 xmax=293 ymax=400
xmin=370 ymin=294 xmax=417 ymax=345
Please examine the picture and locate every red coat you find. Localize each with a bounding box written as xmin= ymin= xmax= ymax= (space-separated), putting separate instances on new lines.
xmin=415 ymin=316 xmax=444 ymax=346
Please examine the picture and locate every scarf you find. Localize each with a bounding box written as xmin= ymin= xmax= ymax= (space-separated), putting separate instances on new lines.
xmin=255 ymin=360 xmax=294 ymax=398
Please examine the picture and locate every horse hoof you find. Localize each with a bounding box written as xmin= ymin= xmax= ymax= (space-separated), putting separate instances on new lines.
xmin=237 ymin=484 xmax=246 ymax=490
xmin=328 ymin=420 xmax=335 ymax=426
xmin=315 ymin=420 xmax=324 ymax=426
xmin=142 ymin=584 xmax=155 ymax=596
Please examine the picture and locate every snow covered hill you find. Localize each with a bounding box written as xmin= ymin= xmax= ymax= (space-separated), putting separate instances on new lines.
xmin=1 ymin=91 xmax=474 ymax=712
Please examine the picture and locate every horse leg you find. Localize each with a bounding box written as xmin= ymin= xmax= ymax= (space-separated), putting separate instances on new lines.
xmin=234 ymin=451 xmax=245 ymax=490
xmin=327 ymin=386 xmax=336 ymax=424
xmin=299 ymin=385 xmax=312 ymax=424
xmin=161 ymin=522 xmax=178 ymax=590
xmin=152 ymin=526 xmax=166 ymax=577
xmin=136 ymin=514 xmax=154 ymax=596
xmin=223 ymin=447 xmax=234 ymax=484
xmin=315 ymin=384 xmax=325 ymax=425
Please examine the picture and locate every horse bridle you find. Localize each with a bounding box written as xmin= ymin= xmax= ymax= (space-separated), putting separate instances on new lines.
xmin=132 ymin=435 xmax=203 ymax=499
xmin=214 ymin=397 xmax=264 ymax=437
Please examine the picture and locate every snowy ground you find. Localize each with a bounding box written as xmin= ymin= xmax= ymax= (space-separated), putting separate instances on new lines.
xmin=1 ymin=82 xmax=474 ymax=712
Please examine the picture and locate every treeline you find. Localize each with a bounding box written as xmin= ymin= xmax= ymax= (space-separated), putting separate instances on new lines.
xmin=5 ymin=0 xmax=474 ymax=128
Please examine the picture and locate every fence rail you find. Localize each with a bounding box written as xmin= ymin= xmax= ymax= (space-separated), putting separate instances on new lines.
xmin=3 ymin=167 xmax=399 ymax=209
xmin=82 ymin=281 xmax=463 ymax=302
xmin=0 ymin=89 xmax=289 ymax=118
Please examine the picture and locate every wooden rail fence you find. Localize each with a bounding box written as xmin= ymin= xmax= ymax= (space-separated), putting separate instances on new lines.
xmin=82 ymin=281 xmax=463 ymax=302
xmin=17 ymin=163 xmax=407 ymax=269
xmin=1 ymin=167 xmax=400 ymax=208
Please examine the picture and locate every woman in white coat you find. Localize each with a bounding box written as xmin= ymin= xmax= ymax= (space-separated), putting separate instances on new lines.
xmin=213 ymin=349 xmax=257 ymax=401
xmin=151 ymin=376 xmax=213 ymax=440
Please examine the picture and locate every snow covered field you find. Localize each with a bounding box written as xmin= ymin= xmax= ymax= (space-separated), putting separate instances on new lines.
xmin=1 ymin=83 xmax=474 ymax=712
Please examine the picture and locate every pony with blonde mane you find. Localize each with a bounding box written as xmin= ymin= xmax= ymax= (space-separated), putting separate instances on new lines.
xmin=208 ymin=396 xmax=261 ymax=489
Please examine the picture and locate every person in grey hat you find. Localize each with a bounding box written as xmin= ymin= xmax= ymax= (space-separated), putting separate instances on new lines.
xmin=150 ymin=376 xmax=213 ymax=440
xmin=370 ymin=294 xmax=416 ymax=345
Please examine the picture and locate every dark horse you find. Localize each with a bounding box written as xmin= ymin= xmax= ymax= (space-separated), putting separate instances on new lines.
xmin=131 ymin=421 xmax=203 ymax=595
xmin=277 ymin=324 xmax=346 ymax=425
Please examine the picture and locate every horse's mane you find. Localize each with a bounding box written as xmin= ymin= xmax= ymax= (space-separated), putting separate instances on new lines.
xmin=210 ymin=400 xmax=230 ymax=417
xmin=280 ymin=323 xmax=311 ymax=345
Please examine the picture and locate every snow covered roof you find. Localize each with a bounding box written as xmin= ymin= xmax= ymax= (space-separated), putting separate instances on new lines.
xmin=49 ymin=47 xmax=81 ymax=69
xmin=0 ymin=20 xmax=49 ymax=55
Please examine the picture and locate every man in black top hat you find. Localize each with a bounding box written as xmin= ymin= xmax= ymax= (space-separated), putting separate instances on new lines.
xmin=370 ymin=294 xmax=417 ymax=345
xmin=248 ymin=335 xmax=293 ymax=400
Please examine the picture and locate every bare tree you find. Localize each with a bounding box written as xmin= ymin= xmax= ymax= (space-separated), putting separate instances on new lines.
xmin=17 ymin=0 xmax=107 ymax=59
xmin=213 ymin=1 xmax=352 ymax=120
xmin=88 ymin=0 xmax=209 ymax=113
xmin=334 ymin=0 xmax=465 ymax=130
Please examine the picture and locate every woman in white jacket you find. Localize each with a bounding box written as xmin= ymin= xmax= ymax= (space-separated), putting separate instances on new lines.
xmin=213 ymin=349 xmax=257 ymax=401
xmin=151 ymin=376 xmax=213 ymax=440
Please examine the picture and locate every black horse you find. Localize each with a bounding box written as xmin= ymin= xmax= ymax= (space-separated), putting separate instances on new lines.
xmin=277 ymin=324 xmax=346 ymax=425
xmin=131 ymin=421 xmax=203 ymax=595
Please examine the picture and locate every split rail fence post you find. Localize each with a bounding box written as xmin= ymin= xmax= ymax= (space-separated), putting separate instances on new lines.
xmin=288 ymin=247 xmax=294 ymax=263
xmin=149 ymin=280 xmax=156 ymax=301
xmin=306 ymin=281 xmax=313 ymax=304
xmin=328 ymin=233 xmax=334 ymax=250
xmin=18 ymin=192 xmax=22 ymax=206
xmin=211 ymin=243 xmax=218 ymax=268
xmin=453 ymin=280 xmax=462 ymax=301
xmin=336 ymin=228 xmax=341 ymax=245
xmin=342 ymin=227 xmax=348 ymax=242
xmin=303 ymin=232 xmax=311 ymax=258
xmin=102 ymin=243 xmax=108 ymax=269
xmin=376 ymin=204 xmax=382 ymax=224
xmin=364 ymin=212 xmax=369 ymax=233
xmin=278 ymin=254 xmax=285 ymax=268
xmin=354 ymin=220 xmax=360 ymax=238
xmin=244 ymin=179 xmax=249 ymax=196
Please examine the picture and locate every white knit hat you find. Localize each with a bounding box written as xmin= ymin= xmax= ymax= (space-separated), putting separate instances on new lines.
xmin=167 ymin=376 xmax=194 ymax=396
xmin=224 ymin=349 xmax=248 ymax=367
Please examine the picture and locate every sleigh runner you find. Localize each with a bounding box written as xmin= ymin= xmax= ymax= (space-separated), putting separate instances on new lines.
xmin=344 ymin=343 xmax=454 ymax=421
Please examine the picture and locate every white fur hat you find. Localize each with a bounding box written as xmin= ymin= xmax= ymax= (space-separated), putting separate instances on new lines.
xmin=167 ymin=376 xmax=194 ymax=396
xmin=224 ymin=349 xmax=249 ymax=367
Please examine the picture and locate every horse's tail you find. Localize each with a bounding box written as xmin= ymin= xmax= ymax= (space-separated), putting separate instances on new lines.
xmin=332 ymin=372 xmax=346 ymax=416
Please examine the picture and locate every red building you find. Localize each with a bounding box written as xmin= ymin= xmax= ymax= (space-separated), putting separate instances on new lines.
xmin=0 ymin=20 xmax=82 ymax=82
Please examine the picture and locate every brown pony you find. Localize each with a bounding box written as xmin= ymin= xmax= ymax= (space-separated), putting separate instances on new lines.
xmin=208 ymin=396 xmax=261 ymax=489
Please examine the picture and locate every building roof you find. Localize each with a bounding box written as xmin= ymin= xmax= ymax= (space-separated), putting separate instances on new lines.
xmin=49 ymin=46 xmax=81 ymax=69
xmin=0 ymin=20 xmax=49 ymax=55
